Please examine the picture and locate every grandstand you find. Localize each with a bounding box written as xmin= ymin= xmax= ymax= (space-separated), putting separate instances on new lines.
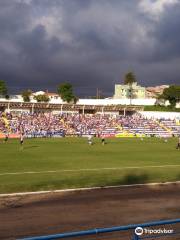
xmin=0 ymin=110 xmax=180 ymax=138
xmin=0 ymin=97 xmax=179 ymax=139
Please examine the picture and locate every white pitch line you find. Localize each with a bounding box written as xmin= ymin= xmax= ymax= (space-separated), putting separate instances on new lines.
xmin=0 ymin=181 xmax=180 ymax=197
xmin=0 ymin=164 xmax=180 ymax=176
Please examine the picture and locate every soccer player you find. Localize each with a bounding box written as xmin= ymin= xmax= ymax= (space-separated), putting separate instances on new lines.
xmin=88 ymin=134 xmax=93 ymax=145
xmin=101 ymin=136 xmax=106 ymax=145
xmin=140 ymin=133 xmax=144 ymax=141
xmin=4 ymin=132 xmax=9 ymax=143
xmin=20 ymin=132 xmax=24 ymax=149
xmin=163 ymin=135 xmax=168 ymax=143
xmin=176 ymin=136 xmax=180 ymax=150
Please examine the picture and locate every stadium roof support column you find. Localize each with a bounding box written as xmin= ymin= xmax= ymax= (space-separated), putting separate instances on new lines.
xmin=83 ymin=105 xmax=85 ymax=115
xmin=7 ymin=102 xmax=10 ymax=113
xmin=32 ymin=103 xmax=34 ymax=114
xmin=124 ymin=108 xmax=126 ymax=116
xmin=61 ymin=105 xmax=63 ymax=114
xmin=102 ymin=106 xmax=104 ymax=115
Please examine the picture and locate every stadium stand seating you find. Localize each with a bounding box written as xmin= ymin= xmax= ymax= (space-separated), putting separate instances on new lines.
xmin=160 ymin=119 xmax=180 ymax=136
xmin=0 ymin=111 xmax=179 ymax=138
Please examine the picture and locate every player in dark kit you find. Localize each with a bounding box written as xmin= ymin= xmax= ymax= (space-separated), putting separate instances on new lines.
xmin=101 ymin=136 xmax=106 ymax=145
xmin=176 ymin=136 xmax=180 ymax=150
xmin=20 ymin=133 xmax=24 ymax=144
xmin=4 ymin=132 xmax=9 ymax=143
xmin=20 ymin=132 xmax=24 ymax=150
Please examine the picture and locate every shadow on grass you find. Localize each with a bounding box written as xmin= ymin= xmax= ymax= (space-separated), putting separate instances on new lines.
xmin=7 ymin=174 xmax=150 ymax=193
xmin=33 ymin=173 xmax=150 ymax=190
xmin=111 ymin=173 xmax=149 ymax=186
xmin=176 ymin=174 xmax=180 ymax=181
xmin=24 ymin=145 xmax=39 ymax=149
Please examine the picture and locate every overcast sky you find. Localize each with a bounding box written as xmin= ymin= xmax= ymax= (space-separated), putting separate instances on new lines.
xmin=0 ymin=0 xmax=180 ymax=96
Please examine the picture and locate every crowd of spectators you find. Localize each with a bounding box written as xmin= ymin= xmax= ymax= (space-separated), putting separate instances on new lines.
xmin=0 ymin=112 xmax=120 ymax=137
xmin=0 ymin=111 xmax=179 ymax=137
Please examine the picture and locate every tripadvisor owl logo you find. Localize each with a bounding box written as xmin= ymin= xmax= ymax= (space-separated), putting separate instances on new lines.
xmin=135 ymin=227 xmax=143 ymax=236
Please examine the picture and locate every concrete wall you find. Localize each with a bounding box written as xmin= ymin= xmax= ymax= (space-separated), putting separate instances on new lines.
xmin=78 ymin=98 xmax=156 ymax=106
xmin=139 ymin=111 xmax=180 ymax=120
xmin=0 ymin=97 xmax=157 ymax=106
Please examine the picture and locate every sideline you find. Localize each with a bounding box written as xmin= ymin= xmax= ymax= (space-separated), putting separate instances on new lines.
xmin=0 ymin=180 xmax=180 ymax=197
xmin=0 ymin=164 xmax=180 ymax=176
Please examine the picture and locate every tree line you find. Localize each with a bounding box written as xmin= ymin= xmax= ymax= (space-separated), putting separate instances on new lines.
xmin=0 ymin=81 xmax=78 ymax=104
xmin=0 ymin=73 xmax=180 ymax=106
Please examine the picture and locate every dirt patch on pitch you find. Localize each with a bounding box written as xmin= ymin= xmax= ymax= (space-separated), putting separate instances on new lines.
xmin=0 ymin=183 xmax=180 ymax=239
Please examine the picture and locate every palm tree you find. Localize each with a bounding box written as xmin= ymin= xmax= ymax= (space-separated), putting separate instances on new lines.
xmin=124 ymin=72 xmax=137 ymax=105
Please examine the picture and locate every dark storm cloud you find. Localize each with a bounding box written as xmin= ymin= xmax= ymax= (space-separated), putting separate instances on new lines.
xmin=153 ymin=3 xmax=180 ymax=60
xmin=0 ymin=0 xmax=179 ymax=96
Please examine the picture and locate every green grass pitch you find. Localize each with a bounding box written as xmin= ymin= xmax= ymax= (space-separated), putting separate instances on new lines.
xmin=0 ymin=137 xmax=180 ymax=194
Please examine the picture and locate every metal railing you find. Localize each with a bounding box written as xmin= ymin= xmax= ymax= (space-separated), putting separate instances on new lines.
xmin=19 ymin=218 xmax=180 ymax=240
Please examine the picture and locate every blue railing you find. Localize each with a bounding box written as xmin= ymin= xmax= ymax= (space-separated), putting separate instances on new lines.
xmin=19 ymin=218 xmax=180 ymax=240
